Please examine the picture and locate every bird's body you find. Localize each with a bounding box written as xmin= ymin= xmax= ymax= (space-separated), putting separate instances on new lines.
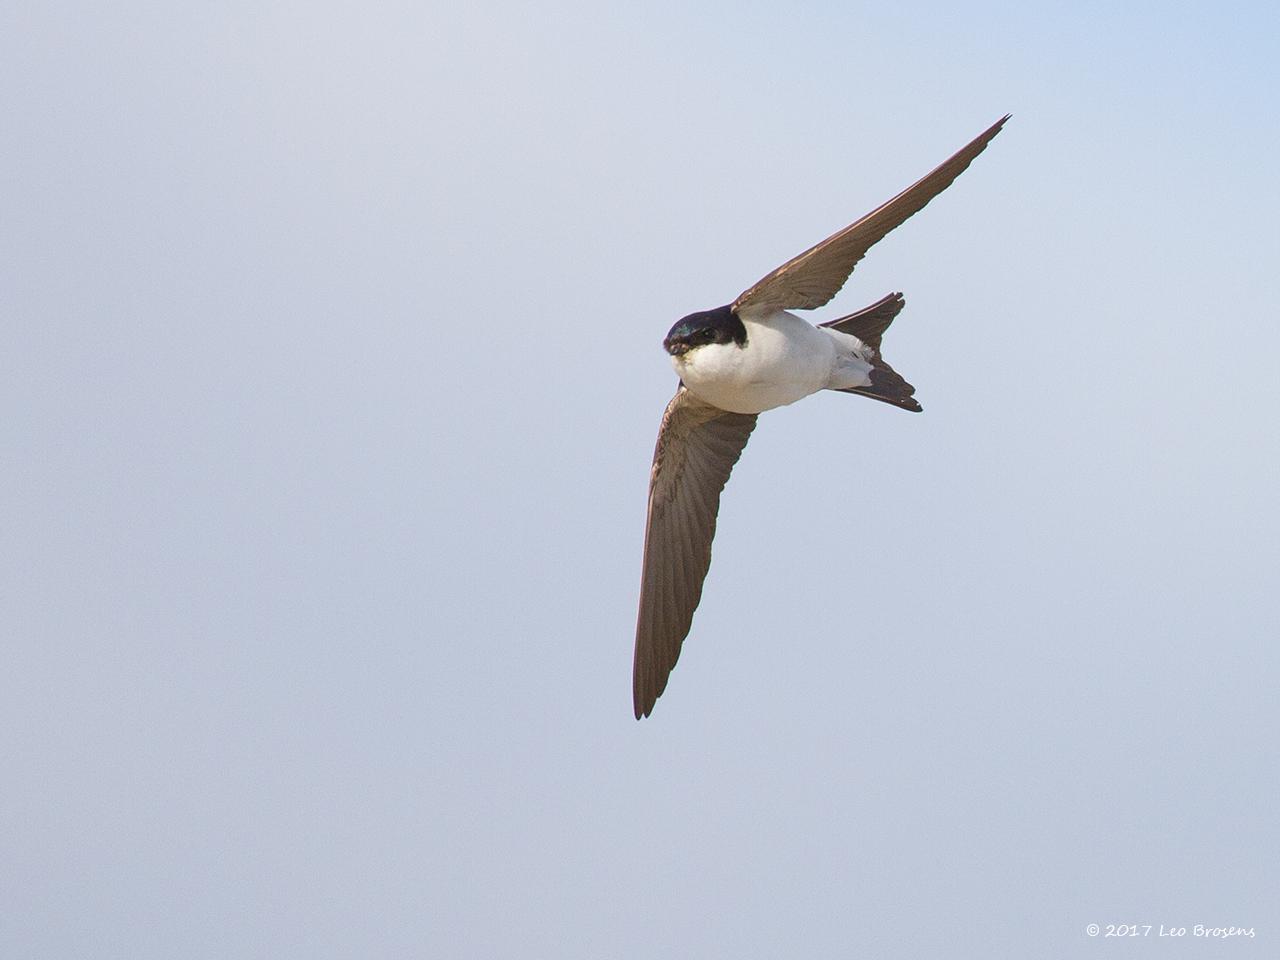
xmin=674 ymin=305 xmax=875 ymax=414
xmin=632 ymin=115 xmax=1010 ymax=718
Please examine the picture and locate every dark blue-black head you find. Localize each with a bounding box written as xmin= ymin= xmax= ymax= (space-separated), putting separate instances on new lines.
xmin=662 ymin=304 xmax=747 ymax=357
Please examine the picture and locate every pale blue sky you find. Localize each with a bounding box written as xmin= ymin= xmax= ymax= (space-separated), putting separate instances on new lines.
xmin=3 ymin=1 xmax=1278 ymax=956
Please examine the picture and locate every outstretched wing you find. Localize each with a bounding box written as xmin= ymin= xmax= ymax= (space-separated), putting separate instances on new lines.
xmin=633 ymin=388 xmax=758 ymax=719
xmin=733 ymin=115 xmax=1009 ymax=312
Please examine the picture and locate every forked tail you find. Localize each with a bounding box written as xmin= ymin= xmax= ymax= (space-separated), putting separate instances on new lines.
xmin=820 ymin=292 xmax=922 ymax=412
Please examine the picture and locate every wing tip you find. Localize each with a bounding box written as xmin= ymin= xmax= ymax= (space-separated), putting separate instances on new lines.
xmin=987 ymin=113 xmax=1012 ymax=139
xmin=632 ymin=679 xmax=658 ymax=720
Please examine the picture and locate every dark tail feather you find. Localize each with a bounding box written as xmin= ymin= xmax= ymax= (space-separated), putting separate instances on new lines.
xmin=840 ymin=355 xmax=922 ymax=412
xmin=819 ymin=291 xmax=904 ymax=349
xmin=825 ymin=291 xmax=922 ymax=412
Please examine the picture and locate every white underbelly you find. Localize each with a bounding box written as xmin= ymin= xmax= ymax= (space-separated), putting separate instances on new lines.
xmin=672 ymin=308 xmax=837 ymax=414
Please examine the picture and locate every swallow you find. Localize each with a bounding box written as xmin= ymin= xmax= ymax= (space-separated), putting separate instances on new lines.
xmin=633 ymin=115 xmax=1009 ymax=718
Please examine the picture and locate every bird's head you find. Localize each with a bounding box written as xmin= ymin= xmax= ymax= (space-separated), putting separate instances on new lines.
xmin=662 ymin=305 xmax=747 ymax=357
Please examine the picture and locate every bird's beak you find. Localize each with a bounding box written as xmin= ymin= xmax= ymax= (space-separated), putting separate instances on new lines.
xmin=664 ymin=338 xmax=689 ymax=357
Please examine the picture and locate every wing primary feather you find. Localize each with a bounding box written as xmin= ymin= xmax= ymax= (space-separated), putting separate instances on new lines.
xmin=632 ymin=389 xmax=758 ymax=718
xmin=733 ymin=115 xmax=1009 ymax=312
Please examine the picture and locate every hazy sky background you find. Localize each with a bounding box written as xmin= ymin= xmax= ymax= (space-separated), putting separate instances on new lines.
xmin=4 ymin=1 xmax=1278 ymax=956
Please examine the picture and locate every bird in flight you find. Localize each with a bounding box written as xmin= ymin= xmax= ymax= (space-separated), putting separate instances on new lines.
xmin=633 ymin=115 xmax=1009 ymax=719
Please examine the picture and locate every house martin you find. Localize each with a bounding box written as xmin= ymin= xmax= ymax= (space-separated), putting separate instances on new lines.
xmin=633 ymin=115 xmax=1009 ymax=718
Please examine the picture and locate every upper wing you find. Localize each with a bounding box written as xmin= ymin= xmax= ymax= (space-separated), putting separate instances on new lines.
xmin=633 ymin=388 xmax=758 ymax=719
xmin=733 ymin=115 xmax=1009 ymax=312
